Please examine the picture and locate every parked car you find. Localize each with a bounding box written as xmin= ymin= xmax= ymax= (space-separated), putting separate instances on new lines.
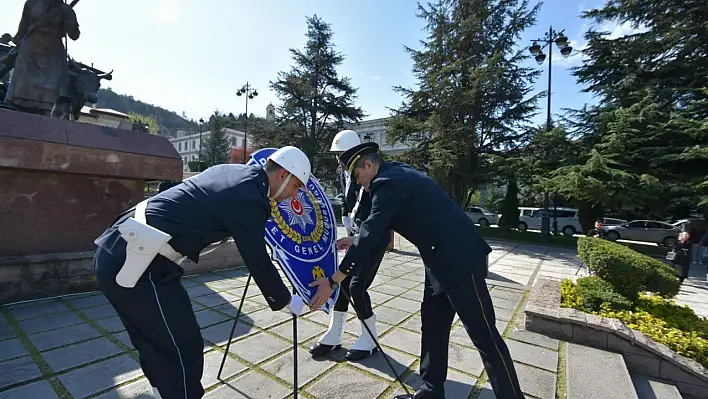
xmin=602 ymin=217 xmax=627 ymax=226
xmin=603 ymin=220 xmax=681 ymax=247
xmin=518 ymin=207 xmax=583 ymax=237
xmin=465 ymin=207 xmax=499 ymax=226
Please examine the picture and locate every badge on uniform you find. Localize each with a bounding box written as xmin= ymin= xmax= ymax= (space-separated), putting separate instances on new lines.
xmin=248 ymin=148 xmax=340 ymax=313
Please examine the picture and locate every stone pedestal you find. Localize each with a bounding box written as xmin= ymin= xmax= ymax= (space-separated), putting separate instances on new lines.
xmin=0 ymin=108 xmax=181 ymax=303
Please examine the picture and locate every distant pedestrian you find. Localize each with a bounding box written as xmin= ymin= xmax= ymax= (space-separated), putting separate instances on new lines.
xmin=586 ymin=219 xmax=607 ymax=239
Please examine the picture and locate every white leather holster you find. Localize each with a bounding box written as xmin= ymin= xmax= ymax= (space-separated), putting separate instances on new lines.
xmin=113 ymin=199 xmax=186 ymax=288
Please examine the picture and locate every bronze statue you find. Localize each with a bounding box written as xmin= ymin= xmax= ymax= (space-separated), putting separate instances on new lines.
xmin=3 ymin=0 xmax=80 ymax=115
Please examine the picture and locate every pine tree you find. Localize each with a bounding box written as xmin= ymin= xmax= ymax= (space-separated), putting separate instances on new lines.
xmin=386 ymin=0 xmax=543 ymax=206
xmin=202 ymin=111 xmax=231 ymax=168
xmin=554 ymin=0 xmax=708 ymax=218
xmin=256 ymin=15 xmax=365 ymax=181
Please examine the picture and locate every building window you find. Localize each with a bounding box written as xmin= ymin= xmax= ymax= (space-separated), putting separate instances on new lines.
xmin=178 ymin=142 xmax=182 ymax=151
xmin=192 ymin=140 xmax=195 ymax=149
xmin=230 ymin=137 xmax=236 ymax=146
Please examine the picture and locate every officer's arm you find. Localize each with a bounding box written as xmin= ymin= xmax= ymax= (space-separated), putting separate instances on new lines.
xmin=227 ymin=197 xmax=291 ymax=311
xmin=338 ymin=179 xmax=403 ymax=275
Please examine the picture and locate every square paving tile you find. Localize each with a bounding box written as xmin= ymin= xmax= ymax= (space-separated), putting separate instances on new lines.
xmin=0 ymin=356 xmax=42 ymax=390
xmin=43 ymin=338 xmax=123 ymax=372
xmin=17 ymin=312 xmax=83 ymax=335
xmin=349 ymin=347 xmax=416 ymax=381
xmin=0 ymin=380 xmax=60 ymax=399
xmin=491 ymin=297 xmax=521 ymax=311
xmin=380 ymin=328 xmax=421 ymax=356
xmin=201 ymin=319 xmax=259 ymax=346
xmin=0 ymin=318 xmax=15 ymax=340
xmin=448 ymin=342 xmax=484 ymax=376
xmin=67 ymin=293 xmax=110 ymax=310
xmin=240 ymin=308 xmax=291 ymax=329
xmin=57 ymin=354 xmax=143 ymax=399
xmin=94 ymin=316 xmax=127 ymax=334
xmin=0 ymin=338 xmax=27 ymax=361
xmin=368 ymin=291 xmax=395 ymax=305
xmin=375 ymin=306 xmax=414 ymax=326
xmin=370 ymin=284 xmax=408 ymax=296
xmin=508 ymin=329 xmax=559 ymax=351
xmin=201 ymin=350 xmax=247 ymax=389
xmin=112 ymin=332 xmax=134 ymax=350
xmin=387 ymin=278 xmax=422 ymax=289
xmin=92 ymin=378 xmax=153 ymax=399
xmin=212 ymin=300 xmax=266 ymax=317
xmin=194 ymin=292 xmax=239 ymax=308
xmin=204 ymin=371 xmax=291 ymax=398
xmin=269 ymin=319 xmax=324 ymax=343
xmin=506 ymin=339 xmax=558 ymax=372
xmin=383 ymin=297 xmax=421 ymax=313
xmin=186 ymin=285 xmax=214 ymax=299
xmin=80 ymin=304 xmax=118 ymax=320
xmin=400 ymin=315 xmax=422 ymax=333
xmin=227 ymin=333 xmax=291 ymax=364
xmin=400 ymin=290 xmax=423 ymax=301
xmin=307 ymin=366 xmax=390 ymax=399
xmin=262 ymin=347 xmax=336 ymax=388
xmin=8 ymin=301 xmax=70 ymax=322
xmin=477 ymin=361 xmax=557 ymax=399
xmin=195 ymin=309 xmax=230 ymax=329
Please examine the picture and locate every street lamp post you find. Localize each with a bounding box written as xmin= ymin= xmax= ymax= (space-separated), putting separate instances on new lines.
xmin=236 ymin=83 xmax=258 ymax=164
xmin=198 ymin=118 xmax=204 ymax=172
xmin=529 ymin=26 xmax=573 ymax=242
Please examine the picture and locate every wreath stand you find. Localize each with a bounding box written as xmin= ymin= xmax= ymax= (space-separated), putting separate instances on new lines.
xmin=217 ymin=274 xmax=411 ymax=397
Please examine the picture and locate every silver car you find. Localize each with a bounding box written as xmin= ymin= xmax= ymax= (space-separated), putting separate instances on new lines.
xmin=603 ymin=220 xmax=681 ymax=247
xmin=465 ymin=207 xmax=499 ymax=227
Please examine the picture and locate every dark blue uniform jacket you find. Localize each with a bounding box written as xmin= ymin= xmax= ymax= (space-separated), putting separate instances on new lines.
xmin=94 ymin=164 xmax=291 ymax=311
xmin=339 ymin=162 xmax=492 ymax=294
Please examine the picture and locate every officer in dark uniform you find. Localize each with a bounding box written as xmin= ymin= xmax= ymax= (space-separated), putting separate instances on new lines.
xmin=93 ymin=146 xmax=311 ymax=399
xmin=308 ymin=130 xmax=391 ymax=361
xmin=309 ymin=143 xmax=524 ymax=399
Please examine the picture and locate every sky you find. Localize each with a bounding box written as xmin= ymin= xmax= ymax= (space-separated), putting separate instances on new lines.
xmin=1 ymin=0 xmax=641 ymax=127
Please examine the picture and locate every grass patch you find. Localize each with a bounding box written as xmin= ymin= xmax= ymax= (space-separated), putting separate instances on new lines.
xmin=475 ymin=227 xmax=668 ymax=257
xmin=556 ymin=342 xmax=567 ymax=399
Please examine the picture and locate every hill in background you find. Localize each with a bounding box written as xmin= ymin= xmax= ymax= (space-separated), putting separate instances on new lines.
xmin=96 ymin=88 xmax=194 ymax=136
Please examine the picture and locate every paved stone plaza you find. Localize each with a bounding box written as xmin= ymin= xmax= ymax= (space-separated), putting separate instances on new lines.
xmin=0 ymin=232 xmax=705 ymax=399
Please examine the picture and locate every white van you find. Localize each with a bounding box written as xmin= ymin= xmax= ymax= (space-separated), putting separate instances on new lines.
xmin=518 ymin=207 xmax=583 ymax=237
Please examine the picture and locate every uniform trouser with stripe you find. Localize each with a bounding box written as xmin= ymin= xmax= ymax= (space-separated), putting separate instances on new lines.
xmin=333 ymin=230 xmax=390 ymax=320
xmin=94 ymin=247 xmax=205 ymax=399
xmin=418 ymin=270 xmax=524 ymax=399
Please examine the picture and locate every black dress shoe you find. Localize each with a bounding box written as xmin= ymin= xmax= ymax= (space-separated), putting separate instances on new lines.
xmin=309 ymin=342 xmax=341 ymax=357
xmin=344 ymin=346 xmax=378 ymax=361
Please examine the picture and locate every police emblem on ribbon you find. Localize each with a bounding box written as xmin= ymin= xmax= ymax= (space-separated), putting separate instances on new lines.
xmin=247 ymin=148 xmax=340 ymax=313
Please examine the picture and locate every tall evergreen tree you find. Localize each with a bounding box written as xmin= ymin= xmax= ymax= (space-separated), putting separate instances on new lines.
xmin=202 ymin=111 xmax=231 ymax=168
xmin=253 ymin=15 xmax=365 ymax=181
xmin=386 ymin=0 xmax=543 ymax=206
xmin=551 ymin=0 xmax=708 ymax=219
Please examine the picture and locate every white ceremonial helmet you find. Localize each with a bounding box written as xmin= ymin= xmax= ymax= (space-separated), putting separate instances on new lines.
xmin=330 ymin=129 xmax=361 ymax=152
xmin=267 ymin=145 xmax=312 ymax=187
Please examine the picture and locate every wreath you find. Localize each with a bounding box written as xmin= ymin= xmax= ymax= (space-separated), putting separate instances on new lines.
xmin=270 ymin=190 xmax=325 ymax=245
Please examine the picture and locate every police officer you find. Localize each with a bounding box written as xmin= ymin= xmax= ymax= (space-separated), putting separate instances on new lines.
xmin=309 ymin=143 xmax=524 ymax=399
xmin=93 ymin=146 xmax=310 ymax=399
xmin=308 ymin=130 xmax=391 ymax=361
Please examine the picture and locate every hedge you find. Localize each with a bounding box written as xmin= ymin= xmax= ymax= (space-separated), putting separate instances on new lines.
xmin=577 ymin=237 xmax=680 ymax=301
xmin=574 ymin=276 xmax=632 ymax=312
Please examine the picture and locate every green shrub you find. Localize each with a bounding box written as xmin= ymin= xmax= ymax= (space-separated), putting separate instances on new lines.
xmin=575 ymin=276 xmax=633 ymax=312
xmin=577 ymin=237 xmax=679 ymax=300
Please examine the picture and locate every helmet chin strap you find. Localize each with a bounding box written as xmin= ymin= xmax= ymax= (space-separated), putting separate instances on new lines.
xmin=270 ymin=173 xmax=293 ymax=200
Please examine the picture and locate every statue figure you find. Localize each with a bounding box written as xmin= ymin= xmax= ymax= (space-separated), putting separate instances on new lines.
xmin=3 ymin=0 xmax=80 ymax=115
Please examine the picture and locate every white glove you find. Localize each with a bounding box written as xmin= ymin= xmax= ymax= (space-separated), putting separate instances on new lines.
xmin=286 ymin=294 xmax=304 ymax=316
xmin=342 ymin=216 xmax=354 ymax=233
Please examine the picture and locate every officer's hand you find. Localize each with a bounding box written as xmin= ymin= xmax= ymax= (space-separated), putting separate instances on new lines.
xmin=342 ymin=216 xmax=354 ymax=233
xmin=287 ymin=294 xmax=305 ymax=316
xmin=308 ymin=278 xmax=333 ymax=310
xmin=337 ymin=236 xmax=355 ymax=251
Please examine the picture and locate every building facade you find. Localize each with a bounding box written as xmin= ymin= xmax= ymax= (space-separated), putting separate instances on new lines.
xmin=169 ymin=128 xmax=248 ymax=172
xmin=349 ymin=117 xmax=411 ymax=155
